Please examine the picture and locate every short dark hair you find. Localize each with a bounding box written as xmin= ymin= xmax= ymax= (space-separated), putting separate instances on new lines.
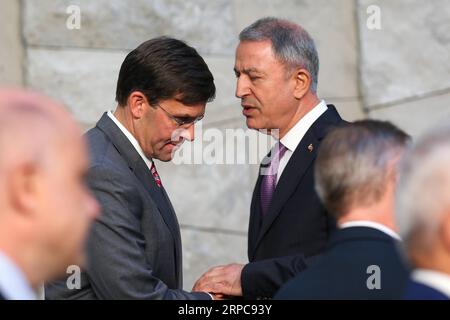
xmin=315 ymin=120 xmax=410 ymax=219
xmin=115 ymin=37 xmax=216 ymax=107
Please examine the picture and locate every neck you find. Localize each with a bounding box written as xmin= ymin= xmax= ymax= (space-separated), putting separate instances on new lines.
xmin=338 ymin=194 xmax=398 ymax=233
xmin=113 ymin=106 xmax=136 ymax=137
xmin=0 ymin=223 xmax=48 ymax=290
xmin=278 ymin=93 xmax=320 ymax=139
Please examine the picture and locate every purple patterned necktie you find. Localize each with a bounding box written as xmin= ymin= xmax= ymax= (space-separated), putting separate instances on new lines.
xmin=260 ymin=142 xmax=288 ymax=216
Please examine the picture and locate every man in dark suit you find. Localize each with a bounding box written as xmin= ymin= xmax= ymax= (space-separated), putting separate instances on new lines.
xmin=396 ymin=124 xmax=450 ymax=300
xmin=275 ymin=120 xmax=410 ymax=299
xmin=45 ymin=37 xmax=216 ymax=299
xmin=0 ymin=88 xmax=99 ymax=300
xmin=193 ymin=17 xmax=345 ymax=299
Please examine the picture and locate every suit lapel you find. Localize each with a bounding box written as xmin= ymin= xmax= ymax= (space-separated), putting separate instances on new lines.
xmin=251 ymin=129 xmax=319 ymax=257
xmin=133 ymin=160 xmax=181 ymax=245
xmin=160 ymin=186 xmax=183 ymax=286
xmin=95 ymin=113 xmax=182 ymax=262
xmin=248 ymin=174 xmax=263 ymax=258
xmin=133 ymin=160 xmax=183 ymax=286
xmin=249 ymin=105 xmax=343 ymax=258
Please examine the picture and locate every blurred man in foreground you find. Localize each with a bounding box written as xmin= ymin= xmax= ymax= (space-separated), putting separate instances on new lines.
xmin=0 ymin=88 xmax=99 ymax=300
xmin=397 ymin=124 xmax=450 ymax=300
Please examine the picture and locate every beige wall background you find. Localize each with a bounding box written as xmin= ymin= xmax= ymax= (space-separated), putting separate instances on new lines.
xmin=1 ymin=0 xmax=449 ymax=290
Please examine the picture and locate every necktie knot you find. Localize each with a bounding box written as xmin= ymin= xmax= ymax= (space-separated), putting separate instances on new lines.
xmin=150 ymin=162 xmax=162 ymax=188
xmin=271 ymin=142 xmax=287 ymax=171
xmin=261 ymin=142 xmax=288 ymax=175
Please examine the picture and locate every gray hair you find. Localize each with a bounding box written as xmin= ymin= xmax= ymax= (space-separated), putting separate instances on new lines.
xmin=239 ymin=17 xmax=319 ymax=92
xmin=315 ymin=120 xmax=410 ymax=218
xmin=396 ymin=124 xmax=450 ymax=256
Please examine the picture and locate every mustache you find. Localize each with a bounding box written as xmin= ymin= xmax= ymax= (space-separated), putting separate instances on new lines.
xmin=241 ymin=99 xmax=259 ymax=108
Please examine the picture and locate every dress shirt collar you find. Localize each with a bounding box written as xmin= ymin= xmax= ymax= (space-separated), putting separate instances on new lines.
xmin=339 ymin=220 xmax=401 ymax=241
xmin=280 ymin=100 xmax=328 ymax=152
xmin=412 ymin=269 xmax=450 ymax=298
xmin=0 ymin=250 xmax=36 ymax=300
xmin=107 ymin=110 xmax=153 ymax=170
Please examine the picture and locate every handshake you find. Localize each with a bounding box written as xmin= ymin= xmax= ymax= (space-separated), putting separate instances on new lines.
xmin=192 ymin=263 xmax=245 ymax=300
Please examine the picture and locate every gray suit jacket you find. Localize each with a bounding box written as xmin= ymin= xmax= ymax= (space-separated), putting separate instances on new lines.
xmin=45 ymin=113 xmax=209 ymax=300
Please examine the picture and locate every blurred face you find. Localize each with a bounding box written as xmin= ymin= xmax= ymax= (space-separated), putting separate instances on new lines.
xmin=135 ymin=97 xmax=205 ymax=162
xmin=34 ymin=132 xmax=99 ymax=273
xmin=234 ymin=40 xmax=298 ymax=132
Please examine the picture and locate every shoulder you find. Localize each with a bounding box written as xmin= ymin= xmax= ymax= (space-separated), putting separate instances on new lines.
xmin=404 ymin=280 xmax=449 ymax=300
xmin=84 ymin=126 xmax=133 ymax=177
xmin=84 ymin=126 xmax=115 ymax=165
xmin=328 ymin=228 xmax=405 ymax=267
xmin=311 ymin=104 xmax=347 ymax=140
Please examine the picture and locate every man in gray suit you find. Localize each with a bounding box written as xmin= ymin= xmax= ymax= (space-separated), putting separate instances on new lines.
xmin=46 ymin=37 xmax=216 ymax=299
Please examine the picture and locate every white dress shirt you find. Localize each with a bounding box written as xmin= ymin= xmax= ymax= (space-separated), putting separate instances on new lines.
xmin=0 ymin=250 xmax=36 ymax=300
xmin=412 ymin=269 xmax=450 ymax=298
xmin=107 ymin=111 xmax=153 ymax=170
xmin=339 ymin=220 xmax=401 ymax=241
xmin=276 ymin=100 xmax=328 ymax=183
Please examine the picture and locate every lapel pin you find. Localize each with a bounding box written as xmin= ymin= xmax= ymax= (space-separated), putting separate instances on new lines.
xmin=307 ymin=143 xmax=314 ymax=152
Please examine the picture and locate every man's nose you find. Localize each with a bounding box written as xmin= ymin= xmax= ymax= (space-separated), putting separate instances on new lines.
xmin=235 ymin=76 xmax=251 ymax=98
xmin=182 ymin=124 xmax=195 ymax=142
xmin=171 ymin=125 xmax=195 ymax=143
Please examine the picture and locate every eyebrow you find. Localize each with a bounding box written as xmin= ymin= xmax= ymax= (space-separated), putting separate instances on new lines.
xmin=233 ymin=67 xmax=263 ymax=75
xmin=169 ymin=99 xmax=204 ymax=118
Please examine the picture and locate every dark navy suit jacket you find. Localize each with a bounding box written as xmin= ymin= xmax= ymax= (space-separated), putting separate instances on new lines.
xmin=241 ymin=105 xmax=345 ymax=299
xmin=275 ymin=227 xmax=409 ymax=299
xmin=404 ymin=279 xmax=449 ymax=300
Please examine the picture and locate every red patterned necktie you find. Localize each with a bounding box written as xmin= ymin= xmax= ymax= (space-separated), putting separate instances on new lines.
xmin=150 ymin=161 xmax=162 ymax=188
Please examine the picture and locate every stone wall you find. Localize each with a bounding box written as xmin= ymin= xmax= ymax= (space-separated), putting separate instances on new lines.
xmin=0 ymin=0 xmax=23 ymax=85
xmin=358 ymin=0 xmax=450 ymax=136
xmin=0 ymin=0 xmax=448 ymax=291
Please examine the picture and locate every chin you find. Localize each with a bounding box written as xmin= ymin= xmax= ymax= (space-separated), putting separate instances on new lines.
xmin=158 ymin=152 xmax=173 ymax=162
xmin=246 ymin=118 xmax=263 ymax=130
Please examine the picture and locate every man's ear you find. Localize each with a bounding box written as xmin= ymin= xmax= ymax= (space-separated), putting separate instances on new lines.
xmin=8 ymin=162 xmax=39 ymax=216
xmin=127 ymin=91 xmax=148 ymax=119
xmin=293 ymin=68 xmax=312 ymax=100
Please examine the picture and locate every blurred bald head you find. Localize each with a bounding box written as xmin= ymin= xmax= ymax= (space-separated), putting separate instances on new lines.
xmin=0 ymin=88 xmax=80 ymax=172
xmin=0 ymin=88 xmax=99 ymax=289
xmin=396 ymin=124 xmax=450 ymax=272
